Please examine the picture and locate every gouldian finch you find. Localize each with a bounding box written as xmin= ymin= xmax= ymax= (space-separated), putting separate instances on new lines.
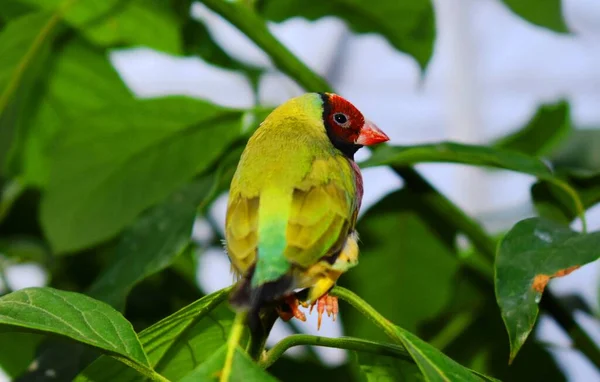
xmin=226 ymin=92 xmax=389 ymax=328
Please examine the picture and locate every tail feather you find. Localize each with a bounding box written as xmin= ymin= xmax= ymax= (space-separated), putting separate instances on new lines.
xmin=229 ymin=267 xmax=294 ymax=330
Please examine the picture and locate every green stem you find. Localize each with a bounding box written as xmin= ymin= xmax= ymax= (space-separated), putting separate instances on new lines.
xmin=202 ymin=0 xmax=600 ymax=369
xmin=550 ymin=178 xmax=587 ymax=232
xmin=220 ymin=311 xmax=248 ymax=382
xmin=200 ymin=0 xmax=332 ymax=93
xmin=111 ymin=356 xmax=171 ymax=382
xmin=260 ymin=334 xmax=412 ymax=369
xmin=330 ymin=286 xmax=401 ymax=343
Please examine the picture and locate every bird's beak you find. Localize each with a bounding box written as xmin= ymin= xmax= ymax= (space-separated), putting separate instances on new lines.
xmin=355 ymin=120 xmax=389 ymax=146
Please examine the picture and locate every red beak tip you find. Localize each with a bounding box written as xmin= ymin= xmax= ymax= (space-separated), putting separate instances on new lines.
xmin=357 ymin=121 xmax=389 ymax=146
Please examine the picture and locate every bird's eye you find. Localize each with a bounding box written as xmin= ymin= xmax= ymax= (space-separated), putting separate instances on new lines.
xmin=333 ymin=113 xmax=349 ymax=127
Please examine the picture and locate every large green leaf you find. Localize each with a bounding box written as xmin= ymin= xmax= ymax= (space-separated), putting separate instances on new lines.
xmin=495 ymin=217 xmax=600 ymax=361
xmin=353 ymin=352 xmax=424 ymax=382
xmin=0 ymin=287 xmax=150 ymax=369
xmin=257 ymin=0 xmax=435 ymax=70
xmin=88 ymin=177 xmax=216 ymax=310
xmin=17 ymin=0 xmax=181 ymax=53
xmin=40 ymin=97 xmax=243 ymax=253
xmin=361 ymin=142 xmax=552 ymax=178
xmin=341 ymin=189 xmax=460 ymax=339
xmin=532 ymin=169 xmax=600 ymax=224
xmin=0 ymin=11 xmax=60 ymax=174
xmin=75 ymin=287 xmax=233 ymax=382
xmin=180 ymin=345 xmax=278 ymax=382
xmin=493 ymin=101 xmax=571 ymax=156
xmin=21 ymin=37 xmax=134 ymax=186
xmin=501 ymin=0 xmax=568 ymax=33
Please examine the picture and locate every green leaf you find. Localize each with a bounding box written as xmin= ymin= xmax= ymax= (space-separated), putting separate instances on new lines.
xmin=21 ymin=37 xmax=134 ymax=186
xmin=83 ymin=0 xmax=181 ymax=54
xmin=258 ymin=0 xmax=435 ymax=70
xmin=88 ymin=177 xmax=216 ymax=310
xmin=0 ymin=11 xmax=60 ymax=174
xmin=548 ymin=129 xmax=600 ymax=172
xmin=361 ymin=143 xmax=587 ymax=226
xmin=0 ymin=331 xmax=44 ymax=378
xmin=532 ymin=170 xmax=600 ymax=224
xmin=361 ymin=142 xmax=552 ymax=179
xmin=392 ymin=325 xmax=495 ymax=382
xmin=353 ymin=352 xmax=424 ymax=382
xmin=341 ymin=189 xmax=460 ymax=339
xmin=501 ymin=0 xmax=568 ymax=33
xmin=0 ymin=287 xmax=150 ymax=368
xmin=75 ymin=287 xmax=233 ymax=382
xmin=40 ymin=97 xmax=243 ymax=253
xmin=180 ymin=345 xmax=278 ymax=382
xmin=493 ymin=101 xmax=571 ymax=156
xmin=0 ymin=0 xmax=33 ymax=21
xmin=495 ymin=217 xmax=600 ymax=361
xmin=17 ymin=0 xmax=181 ymax=53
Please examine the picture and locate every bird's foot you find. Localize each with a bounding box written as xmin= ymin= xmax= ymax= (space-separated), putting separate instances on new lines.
xmin=310 ymin=294 xmax=338 ymax=330
xmin=277 ymin=295 xmax=306 ymax=322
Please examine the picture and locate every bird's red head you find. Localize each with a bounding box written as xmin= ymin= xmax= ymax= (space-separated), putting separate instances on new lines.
xmin=320 ymin=93 xmax=389 ymax=158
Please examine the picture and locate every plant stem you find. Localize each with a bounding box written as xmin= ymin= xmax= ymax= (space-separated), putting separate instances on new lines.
xmin=330 ymin=286 xmax=401 ymax=343
xmin=220 ymin=311 xmax=248 ymax=382
xmin=111 ymin=356 xmax=171 ymax=382
xmin=202 ymin=0 xmax=600 ymax=369
xmin=260 ymin=334 xmax=413 ymax=369
xmin=200 ymin=0 xmax=332 ymax=93
xmin=550 ymin=178 xmax=587 ymax=232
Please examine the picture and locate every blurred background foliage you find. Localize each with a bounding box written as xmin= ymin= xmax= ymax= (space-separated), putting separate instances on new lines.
xmin=1 ymin=0 xmax=600 ymax=381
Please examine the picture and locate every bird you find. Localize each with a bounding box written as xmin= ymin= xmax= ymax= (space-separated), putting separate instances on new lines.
xmin=225 ymin=92 xmax=389 ymax=329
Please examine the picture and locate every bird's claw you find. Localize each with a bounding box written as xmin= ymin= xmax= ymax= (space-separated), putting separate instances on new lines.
xmin=310 ymin=294 xmax=338 ymax=330
xmin=277 ymin=295 xmax=306 ymax=322
xmin=277 ymin=294 xmax=339 ymax=329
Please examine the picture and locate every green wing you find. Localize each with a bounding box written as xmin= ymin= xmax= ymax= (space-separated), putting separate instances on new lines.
xmin=285 ymin=176 xmax=354 ymax=267
xmin=226 ymin=155 xmax=357 ymax=284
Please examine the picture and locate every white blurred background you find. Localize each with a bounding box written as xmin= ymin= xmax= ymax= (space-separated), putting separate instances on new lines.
xmin=2 ymin=0 xmax=600 ymax=380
